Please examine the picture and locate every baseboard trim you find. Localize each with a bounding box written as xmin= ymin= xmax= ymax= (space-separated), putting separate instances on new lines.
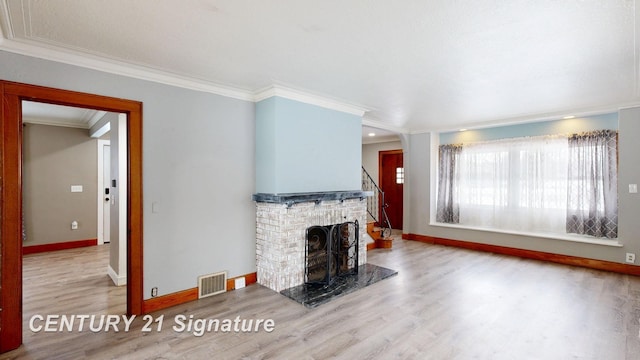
xmin=403 ymin=233 xmax=640 ymax=276
xmin=142 ymin=272 xmax=259 ymax=314
xmin=143 ymin=288 xmax=198 ymax=314
xmin=23 ymin=238 xmax=98 ymax=255
xmin=107 ymin=265 xmax=127 ymax=286
xmin=375 ymin=237 xmax=393 ymax=249
xmin=226 ymin=272 xmax=258 ymax=291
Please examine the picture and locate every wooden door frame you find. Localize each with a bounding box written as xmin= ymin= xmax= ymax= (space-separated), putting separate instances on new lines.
xmin=0 ymin=80 xmax=144 ymax=352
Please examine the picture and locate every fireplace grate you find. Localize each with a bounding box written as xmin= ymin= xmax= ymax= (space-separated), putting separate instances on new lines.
xmin=305 ymin=220 xmax=358 ymax=285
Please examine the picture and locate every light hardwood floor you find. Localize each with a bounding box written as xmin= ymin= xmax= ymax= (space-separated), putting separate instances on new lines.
xmin=3 ymin=238 xmax=640 ymax=359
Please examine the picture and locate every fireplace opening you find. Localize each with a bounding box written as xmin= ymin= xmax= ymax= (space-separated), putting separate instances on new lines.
xmin=305 ymin=220 xmax=359 ymax=285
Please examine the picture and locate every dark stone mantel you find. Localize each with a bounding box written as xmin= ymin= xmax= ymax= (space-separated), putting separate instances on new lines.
xmin=252 ymin=190 xmax=373 ymax=207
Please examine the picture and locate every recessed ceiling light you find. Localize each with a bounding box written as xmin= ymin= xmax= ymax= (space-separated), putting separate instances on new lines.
xmin=368 ymin=132 xmax=376 ymax=137
xmin=563 ymin=115 xmax=575 ymax=119
xmin=459 ymin=128 xmax=468 ymax=132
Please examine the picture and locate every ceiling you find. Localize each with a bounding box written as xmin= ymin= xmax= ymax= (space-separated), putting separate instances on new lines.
xmin=2 ymin=0 xmax=639 ymax=138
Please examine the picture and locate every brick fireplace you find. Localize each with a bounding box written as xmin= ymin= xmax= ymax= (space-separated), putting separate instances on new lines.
xmin=253 ymin=191 xmax=369 ymax=292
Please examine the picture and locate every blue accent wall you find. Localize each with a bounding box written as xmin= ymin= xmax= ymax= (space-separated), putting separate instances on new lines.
xmin=256 ymin=97 xmax=362 ymax=193
xmin=256 ymin=98 xmax=277 ymax=192
xmin=440 ymin=113 xmax=618 ymax=144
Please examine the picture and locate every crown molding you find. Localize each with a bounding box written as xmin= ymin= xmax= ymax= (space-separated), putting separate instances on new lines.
xmin=22 ymin=117 xmax=90 ymax=129
xmin=0 ymin=37 xmax=374 ymax=117
xmin=88 ymin=110 xmax=108 ymax=128
xmin=0 ymin=3 xmax=371 ymax=119
xmin=362 ymin=117 xmax=408 ymax=134
xmin=253 ymin=85 xmax=368 ymax=116
xmin=0 ymin=1 xmax=12 ymax=40
xmin=408 ymin=100 xmax=640 ymax=135
xmin=0 ymin=37 xmax=256 ymax=101
xmin=362 ymin=136 xmax=403 ymax=145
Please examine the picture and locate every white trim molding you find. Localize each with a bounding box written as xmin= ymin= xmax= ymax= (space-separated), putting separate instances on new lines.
xmin=108 ymin=264 xmax=127 ymax=287
xmin=22 ymin=117 xmax=89 ymax=129
xmin=362 ymin=117 xmax=408 ymax=134
xmin=254 ymin=85 xmax=368 ymax=117
xmin=0 ymin=36 xmax=255 ymax=101
xmin=97 ymin=139 xmax=110 ymax=245
xmin=0 ymin=3 xmax=372 ymax=120
xmin=413 ymin=101 xmax=640 ymax=135
xmin=0 ymin=36 xmax=373 ymax=117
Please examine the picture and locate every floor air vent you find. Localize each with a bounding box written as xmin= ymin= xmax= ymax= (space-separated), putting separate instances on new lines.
xmin=198 ymin=271 xmax=227 ymax=299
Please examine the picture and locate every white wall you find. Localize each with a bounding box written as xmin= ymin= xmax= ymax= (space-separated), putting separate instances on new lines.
xmin=0 ymin=50 xmax=257 ymax=298
xmin=362 ymin=140 xmax=403 ymax=186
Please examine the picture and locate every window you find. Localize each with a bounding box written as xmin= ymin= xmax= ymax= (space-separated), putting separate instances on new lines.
xmin=436 ymin=130 xmax=618 ymax=238
xmin=396 ymin=167 xmax=404 ymax=184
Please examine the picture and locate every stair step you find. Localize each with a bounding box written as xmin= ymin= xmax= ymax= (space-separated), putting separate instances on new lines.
xmin=367 ymin=222 xmax=375 ymax=232
xmin=366 ymin=222 xmax=382 ymax=241
xmin=374 ymin=236 xmax=393 ymax=249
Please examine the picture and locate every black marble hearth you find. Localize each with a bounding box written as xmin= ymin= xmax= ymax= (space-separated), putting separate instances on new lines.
xmin=280 ymin=263 xmax=397 ymax=308
xmin=252 ymin=190 xmax=372 ymax=207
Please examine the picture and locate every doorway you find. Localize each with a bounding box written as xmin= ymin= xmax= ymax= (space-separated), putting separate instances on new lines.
xmin=379 ymin=150 xmax=403 ymax=230
xmin=0 ymin=81 xmax=143 ymax=352
xmin=98 ymin=140 xmax=111 ymax=244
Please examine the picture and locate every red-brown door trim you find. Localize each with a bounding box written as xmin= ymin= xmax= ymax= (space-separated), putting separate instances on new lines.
xmin=0 ymin=80 xmax=144 ymax=353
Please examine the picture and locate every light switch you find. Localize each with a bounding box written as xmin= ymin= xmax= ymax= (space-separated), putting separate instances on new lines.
xmin=629 ymin=184 xmax=638 ymax=193
xmin=71 ymin=185 xmax=83 ymax=193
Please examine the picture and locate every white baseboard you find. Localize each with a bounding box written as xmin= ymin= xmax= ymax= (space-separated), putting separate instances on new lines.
xmin=108 ymin=265 xmax=127 ymax=286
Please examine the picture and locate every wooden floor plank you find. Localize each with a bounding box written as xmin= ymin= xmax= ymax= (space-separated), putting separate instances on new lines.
xmin=3 ymin=239 xmax=640 ymax=359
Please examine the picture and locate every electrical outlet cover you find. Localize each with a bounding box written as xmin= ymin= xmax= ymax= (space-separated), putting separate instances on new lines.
xmin=626 ymin=253 xmax=636 ymax=264
xmin=235 ymin=277 xmax=246 ymax=289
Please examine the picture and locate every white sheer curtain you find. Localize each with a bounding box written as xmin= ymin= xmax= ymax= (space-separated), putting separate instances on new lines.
xmin=457 ymin=135 xmax=569 ymax=234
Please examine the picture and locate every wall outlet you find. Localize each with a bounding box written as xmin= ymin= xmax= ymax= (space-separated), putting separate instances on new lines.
xmin=626 ymin=253 xmax=636 ymax=264
xmin=71 ymin=221 xmax=78 ymax=230
xmin=151 ymin=287 xmax=158 ymax=297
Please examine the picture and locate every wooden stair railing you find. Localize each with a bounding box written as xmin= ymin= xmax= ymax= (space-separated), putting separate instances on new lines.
xmin=362 ymin=166 xmax=393 ymax=250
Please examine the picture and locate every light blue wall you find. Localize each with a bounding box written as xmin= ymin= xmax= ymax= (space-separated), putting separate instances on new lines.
xmin=403 ymin=109 xmax=639 ymax=266
xmin=0 ymin=50 xmax=257 ymax=298
xmin=440 ymin=113 xmax=618 ymax=144
xmin=256 ymin=96 xmax=362 ymax=194
xmin=256 ymin=98 xmax=277 ymax=192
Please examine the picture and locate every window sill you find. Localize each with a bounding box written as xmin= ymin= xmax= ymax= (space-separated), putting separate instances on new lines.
xmin=428 ymin=222 xmax=623 ymax=247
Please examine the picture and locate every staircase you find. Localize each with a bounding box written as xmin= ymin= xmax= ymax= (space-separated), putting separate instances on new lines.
xmin=362 ymin=167 xmax=393 ymax=250
xmin=366 ymin=221 xmax=393 ymax=250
